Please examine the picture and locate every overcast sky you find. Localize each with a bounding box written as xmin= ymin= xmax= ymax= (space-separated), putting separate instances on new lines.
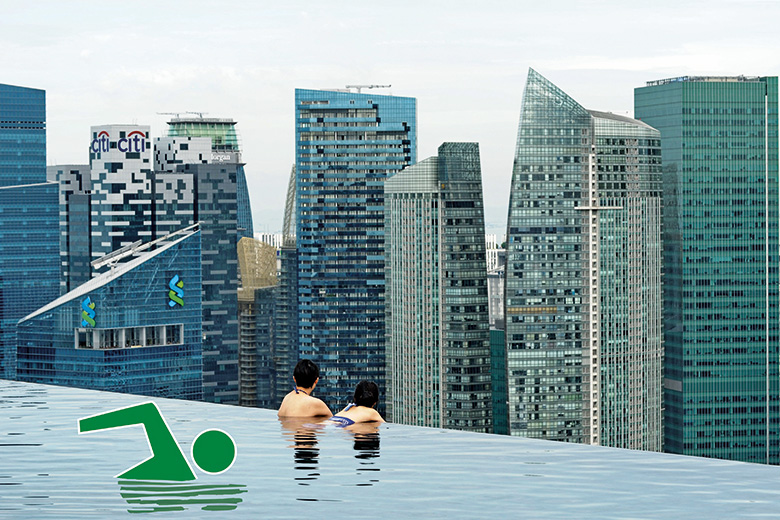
xmin=3 ymin=0 xmax=779 ymax=236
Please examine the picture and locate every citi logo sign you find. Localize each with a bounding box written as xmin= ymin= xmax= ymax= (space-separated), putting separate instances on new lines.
xmin=90 ymin=130 xmax=148 ymax=154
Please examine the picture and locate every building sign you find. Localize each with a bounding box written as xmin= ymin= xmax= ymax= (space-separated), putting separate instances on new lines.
xmin=90 ymin=130 xmax=147 ymax=154
xmin=211 ymin=152 xmax=237 ymax=163
xmin=81 ymin=296 xmax=96 ymax=327
xmin=168 ymin=275 xmax=184 ymax=307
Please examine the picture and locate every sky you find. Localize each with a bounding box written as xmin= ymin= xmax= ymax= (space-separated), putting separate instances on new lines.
xmin=3 ymin=0 xmax=780 ymax=237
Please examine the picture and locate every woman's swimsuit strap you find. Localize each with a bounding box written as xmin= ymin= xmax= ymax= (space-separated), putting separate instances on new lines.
xmin=330 ymin=415 xmax=355 ymax=427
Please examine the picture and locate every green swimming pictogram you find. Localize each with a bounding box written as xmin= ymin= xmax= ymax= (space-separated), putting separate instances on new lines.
xmin=78 ymin=402 xmax=236 ymax=480
xmin=168 ymin=275 xmax=184 ymax=307
xmin=81 ymin=297 xmax=96 ymax=327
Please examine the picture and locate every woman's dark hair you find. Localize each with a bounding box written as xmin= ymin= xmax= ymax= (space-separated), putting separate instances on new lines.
xmin=354 ymin=380 xmax=379 ymax=407
xmin=293 ymin=359 xmax=319 ymax=388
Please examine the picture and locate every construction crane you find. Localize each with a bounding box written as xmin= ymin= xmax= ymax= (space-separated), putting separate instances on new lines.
xmin=156 ymin=111 xmax=209 ymax=119
xmin=344 ymin=84 xmax=391 ymax=93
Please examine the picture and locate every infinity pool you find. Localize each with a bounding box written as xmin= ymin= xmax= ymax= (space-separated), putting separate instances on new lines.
xmin=2 ymin=380 xmax=780 ymax=518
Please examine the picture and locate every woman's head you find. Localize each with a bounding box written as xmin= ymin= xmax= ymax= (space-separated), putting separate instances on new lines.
xmin=354 ymin=380 xmax=379 ymax=408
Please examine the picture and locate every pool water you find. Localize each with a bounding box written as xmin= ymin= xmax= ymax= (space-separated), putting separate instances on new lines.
xmin=2 ymin=380 xmax=780 ymax=518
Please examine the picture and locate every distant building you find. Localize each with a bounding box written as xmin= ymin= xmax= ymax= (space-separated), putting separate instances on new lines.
xmin=295 ymin=88 xmax=416 ymax=414
xmin=385 ymin=142 xmax=492 ymax=432
xmin=485 ymin=234 xmax=505 ymax=272
xmin=166 ymin=116 xmax=254 ymax=239
xmin=237 ymin=237 xmax=278 ymax=408
xmin=0 ymin=83 xmax=58 ymax=379
xmin=255 ymin=232 xmax=283 ymax=249
xmin=16 ymin=226 xmax=203 ymax=400
xmin=505 ymin=69 xmax=663 ymax=449
xmin=48 ymin=165 xmax=91 ymax=294
xmin=89 ymin=125 xmax=153 ymax=261
xmin=155 ymin=142 xmax=241 ymax=404
xmin=636 ymin=75 xmax=780 ymax=463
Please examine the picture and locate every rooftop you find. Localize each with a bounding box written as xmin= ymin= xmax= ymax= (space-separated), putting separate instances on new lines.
xmin=2 ymin=380 xmax=780 ymax=518
xmin=645 ymin=75 xmax=762 ymax=86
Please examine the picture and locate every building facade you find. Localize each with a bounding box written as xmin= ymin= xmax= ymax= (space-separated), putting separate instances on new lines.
xmin=48 ymin=165 xmax=91 ymax=294
xmin=505 ymin=69 xmax=663 ymax=449
xmin=166 ymin=117 xmax=253 ymax=238
xmin=89 ymin=125 xmax=153 ymax=262
xmin=385 ymin=143 xmax=492 ymax=431
xmin=0 ymin=83 xmax=59 ymax=379
xmin=16 ymin=226 xmax=202 ymax=400
xmin=154 ymin=148 xmax=241 ymax=404
xmin=635 ymin=75 xmax=780 ymax=463
xmin=295 ymin=88 xmax=416 ymax=413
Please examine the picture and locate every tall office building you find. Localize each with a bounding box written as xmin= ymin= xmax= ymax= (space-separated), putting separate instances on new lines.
xmin=89 ymin=124 xmax=153 ymax=262
xmin=273 ymin=165 xmax=299 ymax=405
xmin=17 ymin=226 xmax=203 ymax=400
xmin=505 ymin=69 xmax=663 ymax=449
xmin=0 ymin=83 xmax=58 ymax=379
xmin=636 ymin=75 xmax=780 ymax=463
xmin=236 ymin=237 xmax=278 ymax=408
xmin=385 ymin=142 xmax=492 ymax=431
xmin=155 ymin=137 xmax=241 ymax=404
xmin=295 ymin=88 xmax=416 ymax=413
xmin=166 ymin=116 xmax=254 ymax=238
xmin=48 ymin=165 xmax=91 ymax=294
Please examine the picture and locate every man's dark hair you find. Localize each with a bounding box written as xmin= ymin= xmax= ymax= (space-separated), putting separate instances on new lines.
xmin=293 ymin=359 xmax=319 ymax=388
xmin=354 ymin=380 xmax=379 ymax=407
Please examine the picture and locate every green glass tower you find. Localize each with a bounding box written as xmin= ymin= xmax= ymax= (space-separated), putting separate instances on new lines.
xmin=506 ymin=69 xmax=663 ymax=448
xmin=635 ymin=76 xmax=780 ymax=463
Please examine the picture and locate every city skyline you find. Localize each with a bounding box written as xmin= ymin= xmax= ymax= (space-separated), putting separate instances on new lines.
xmin=3 ymin=1 xmax=779 ymax=237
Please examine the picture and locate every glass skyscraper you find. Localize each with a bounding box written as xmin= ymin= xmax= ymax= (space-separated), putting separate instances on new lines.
xmin=295 ymin=88 xmax=416 ymax=413
xmin=635 ymin=75 xmax=780 ymax=463
xmin=385 ymin=142 xmax=492 ymax=432
xmin=166 ymin=116 xmax=254 ymax=239
xmin=0 ymin=83 xmax=58 ymax=379
xmin=47 ymin=165 xmax=91 ymax=294
xmin=17 ymin=226 xmax=202 ymax=400
xmin=505 ymin=69 xmax=663 ymax=448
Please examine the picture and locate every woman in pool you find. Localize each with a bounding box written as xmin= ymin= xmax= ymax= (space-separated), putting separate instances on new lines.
xmin=329 ymin=380 xmax=385 ymax=427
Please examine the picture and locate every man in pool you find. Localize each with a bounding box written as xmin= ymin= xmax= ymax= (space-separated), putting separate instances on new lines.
xmin=329 ymin=380 xmax=385 ymax=427
xmin=277 ymin=359 xmax=333 ymax=418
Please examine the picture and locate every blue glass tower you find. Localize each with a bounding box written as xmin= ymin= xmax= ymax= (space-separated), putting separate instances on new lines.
xmin=0 ymin=84 xmax=58 ymax=379
xmin=17 ymin=226 xmax=202 ymax=400
xmin=295 ymin=88 xmax=416 ymax=413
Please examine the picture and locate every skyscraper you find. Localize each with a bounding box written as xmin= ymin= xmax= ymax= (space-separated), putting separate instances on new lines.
xmin=295 ymin=88 xmax=416 ymax=413
xmin=17 ymin=225 xmax=203 ymax=400
xmin=154 ymin=138 xmax=241 ymax=404
xmin=385 ymin=142 xmax=492 ymax=431
xmin=89 ymin=124 xmax=153 ymax=262
xmin=635 ymin=75 xmax=780 ymax=463
xmin=47 ymin=165 xmax=91 ymax=294
xmin=166 ymin=116 xmax=254 ymax=238
xmin=505 ymin=69 xmax=663 ymax=449
xmin=0 ymin=83 xmax=58 ymax=379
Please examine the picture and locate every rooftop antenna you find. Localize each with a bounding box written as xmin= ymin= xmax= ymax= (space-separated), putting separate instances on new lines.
xmin=345 ymin=84 xmax=391 ymax=94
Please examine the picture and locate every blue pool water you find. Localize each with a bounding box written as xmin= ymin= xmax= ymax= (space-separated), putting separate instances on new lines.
xmin=1 ymin=380 xmax=780 ymax=518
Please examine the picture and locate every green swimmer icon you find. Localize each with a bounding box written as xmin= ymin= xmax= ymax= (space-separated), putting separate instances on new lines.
xmin=78 ymin=402 xmax=236 ymax=481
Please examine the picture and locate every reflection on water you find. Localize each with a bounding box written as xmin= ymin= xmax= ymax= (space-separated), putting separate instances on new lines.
xmin=118 ymin=480 xmax=247 ymax=514
xmin=347 ymin=423 xmax=380 ymax=486
xmin=279 ymin=418 xmax=323 ymax=486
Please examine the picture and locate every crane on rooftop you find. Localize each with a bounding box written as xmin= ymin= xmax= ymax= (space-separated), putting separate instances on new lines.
xmin=344 ymin=84 xmax=391 ymax=93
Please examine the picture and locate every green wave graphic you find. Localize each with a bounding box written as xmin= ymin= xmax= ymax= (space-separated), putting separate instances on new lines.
xmin=118 ymin=481 xmax=246 ymax=514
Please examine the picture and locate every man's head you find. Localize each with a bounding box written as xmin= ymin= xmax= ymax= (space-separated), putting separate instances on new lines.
xmin=293 ymin=359 xmax=320 ymax=389
xmin=354 ymin=380 xmax=379 ymax=408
